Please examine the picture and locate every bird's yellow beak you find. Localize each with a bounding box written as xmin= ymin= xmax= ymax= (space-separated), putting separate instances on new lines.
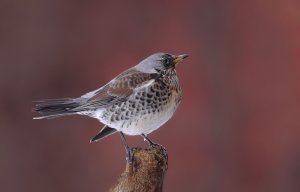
xmin=173 ymin=54 xmax=189 ymax=65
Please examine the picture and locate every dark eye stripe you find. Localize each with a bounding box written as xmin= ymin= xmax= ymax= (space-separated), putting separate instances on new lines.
xmin=163 ymin=58 xmax=169 ymax=64
xmin=161 ymin=56 xmax=172 ymax=67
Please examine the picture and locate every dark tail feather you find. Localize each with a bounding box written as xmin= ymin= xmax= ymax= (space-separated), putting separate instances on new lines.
xmin=32 ymin=98 xmax=81 ymax=119
xmin=90 ymin=126 xmax=117 ymax=143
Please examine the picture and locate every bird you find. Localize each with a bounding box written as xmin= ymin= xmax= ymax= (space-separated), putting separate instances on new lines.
xmin=33 ymin=52 xmax=188 ymax=160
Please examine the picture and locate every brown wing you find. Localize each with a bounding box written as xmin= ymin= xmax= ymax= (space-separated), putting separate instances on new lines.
xmin=75 ymin=68 xmax=158 ymax=111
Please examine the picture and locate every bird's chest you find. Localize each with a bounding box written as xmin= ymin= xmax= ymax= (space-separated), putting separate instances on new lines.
xmin=100 ymin=77 xmax=181 ymax=135
xmin=136 ymin=75 xmax=181 ymax=106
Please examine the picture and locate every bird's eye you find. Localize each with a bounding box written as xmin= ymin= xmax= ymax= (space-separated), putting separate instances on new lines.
xmin=161 ymin=57 xmax=171 ymax=67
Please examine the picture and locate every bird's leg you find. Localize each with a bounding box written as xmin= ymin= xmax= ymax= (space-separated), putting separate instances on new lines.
xmin=141 ymin=134 xmax=157 ymax=146
xmin=141 ymin=133 xmax=168 ymax=163
xmin=119 ymin=132 xmax=133 ymax=162
xmin=141 ymin=134 xmax=167 ymax=154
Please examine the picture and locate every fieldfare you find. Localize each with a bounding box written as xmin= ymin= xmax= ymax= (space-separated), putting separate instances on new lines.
xmin=33 ymin=52 xmax=188 ymax=160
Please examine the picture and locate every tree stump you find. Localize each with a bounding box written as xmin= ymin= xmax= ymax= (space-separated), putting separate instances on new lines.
xmin=110 ymin=144 xmax=168 ymax=192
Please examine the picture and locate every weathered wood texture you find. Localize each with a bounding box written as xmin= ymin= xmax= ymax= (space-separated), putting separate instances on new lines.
xmin=111 ymin=145 xmax=168 ymax=192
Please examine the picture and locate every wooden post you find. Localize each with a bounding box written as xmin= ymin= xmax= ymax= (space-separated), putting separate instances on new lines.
xmin=110 ymin=145 xmax=168 ymax=192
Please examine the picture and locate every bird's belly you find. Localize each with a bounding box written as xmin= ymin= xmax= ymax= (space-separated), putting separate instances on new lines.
xmin=96 ymin=90 xmax=181 ymax=136
xmin=120 ymin=102 xmax=178 ymax=135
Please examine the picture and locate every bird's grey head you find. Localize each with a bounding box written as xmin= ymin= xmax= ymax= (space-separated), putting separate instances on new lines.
xmin=136 ymin=53 xmax=189 ymax=73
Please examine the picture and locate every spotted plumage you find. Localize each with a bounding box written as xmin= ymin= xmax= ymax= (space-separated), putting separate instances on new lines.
xmin=33 ymin=52 xmax=188 ymax=159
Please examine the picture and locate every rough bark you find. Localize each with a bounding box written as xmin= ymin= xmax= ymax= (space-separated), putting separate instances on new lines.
xmin=110 ymin=145 xmax=168 ymax=192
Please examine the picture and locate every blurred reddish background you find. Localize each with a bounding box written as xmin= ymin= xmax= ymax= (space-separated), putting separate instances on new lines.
xmin=1 ymin=0 xmax=300 ymax=191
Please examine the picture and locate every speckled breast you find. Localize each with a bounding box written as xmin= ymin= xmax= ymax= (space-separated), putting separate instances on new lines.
xmin=100 ymin=74 xmax=182 ymax=135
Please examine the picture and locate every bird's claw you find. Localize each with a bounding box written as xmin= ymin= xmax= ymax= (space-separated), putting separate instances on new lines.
xmin=125 ymin=147 xmax=133 ymax=163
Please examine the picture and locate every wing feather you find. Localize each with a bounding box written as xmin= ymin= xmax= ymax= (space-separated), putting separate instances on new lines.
xmin=75 ymin=68 xmax=158 ymax=111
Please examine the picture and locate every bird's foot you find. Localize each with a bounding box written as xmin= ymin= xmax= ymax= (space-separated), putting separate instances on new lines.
xmin=119 ymin=132 xmax=134 ymax=163
xmin=141 ymin=135 xmax=168 ymax=166
xmin=125 ymin=146 xmax=133 ymax=163
xmin=141 ymin=134 xmax=166 ymax=151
